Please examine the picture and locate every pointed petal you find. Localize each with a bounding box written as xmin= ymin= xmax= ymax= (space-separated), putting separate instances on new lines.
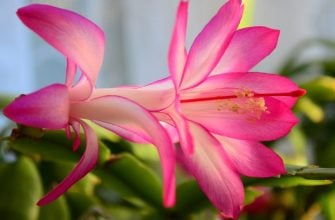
xmin=161 ymin=122 xmax=180 ymax=144
xmin=92 ymin=78 xmax=175 ymax=111
xmin=167 ymin=104 xmax=193 ymax=154
xmin=180 ymin=0 xmax=243 ymax=89
xmin=17 ymin=4 xmax=105 ymax=99
xmin=94 ymin=112 xmax=180 ymax=144
xmin=69 ymin=75 xmax=94 ymax=101
xmin=3 ymin=84 xmax=69 ymax=129
xmin=179 ymin=122 xmax=244 ymax=218
xmin=215 ymin=135 xmax=286 ymax=177
xmin=182 ymin=96 xmax=298 ymax=141
xmin=37 ymin=119 xmax=98 ymax=205
xmin=211 ymin=27 xmax=280 ymax=75
xmin=65 ymin=59 xmax=77 ymax=87
xmin=93 ymin=120 xmax=151 ymax=144
xmin=71 ymin=96 xmax=176 ymax=207
xmin=70 ymin=120 xmax=81 ymax=151
xmin=169 ymin=0 xmax=188 ymax=87
xmin=181 ymin=72 xmax=305 ymax=108
xmin=65 ymin=125 xmax=72 ymax=139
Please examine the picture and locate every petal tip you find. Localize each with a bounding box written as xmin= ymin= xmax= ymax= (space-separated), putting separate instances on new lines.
xmin=3 ymin=84 xmax=70 ymax=129
xmin=36 ymin=198 xmax=49 ymax=206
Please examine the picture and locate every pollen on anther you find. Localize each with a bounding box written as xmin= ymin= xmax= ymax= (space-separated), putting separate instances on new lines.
xmin=246 ymin=97 xmax=269 ymax=119
xmin=235 ymin=88 xmax=254 ymax=98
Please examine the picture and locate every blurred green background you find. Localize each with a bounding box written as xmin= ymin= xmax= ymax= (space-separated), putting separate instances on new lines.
xmin=1 ymin=39 xmax=335 ymax=219
xmin=1 ymin=0 xmax=335 ymax=219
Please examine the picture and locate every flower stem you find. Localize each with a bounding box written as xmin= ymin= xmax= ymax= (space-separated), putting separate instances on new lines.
xmin=286 ymin=165 xmax=335 ymax=180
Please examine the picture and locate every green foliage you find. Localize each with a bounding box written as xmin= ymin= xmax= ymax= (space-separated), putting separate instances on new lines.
xmin=9 ymin=129 xmax=111 ymax=165
xmin=286 ymin=165 xmax=335 ymax=180
xmin=39 ymin=196 xmax=70 ymax=220
xmin=320 ymin=188 xmax=335 ymax=220
xmin=295 ymin=97 xmax=324 ymax=123
xmin=301 ymin=76 xmax=335 ymax=102
xmin=9 ymin=135 xmax=80 ymax=163
xmin=247 ymin=176 xmax=332 ymax=188
xmin=2 ymin=37 xmax=335 ymax=219
xmin=174 ymin=180 xmax=210 ymax=215
xmin=65 ymin=192 xmax=99 ymax=220
xmin=239 ymin=0 xmax=254 ymax=28
xmin=95 ymin=153 xmax=163 ymax=209
xmin=0 ymin=95 xmax=12 ymax=110
xmin=244 ymin=187 xmax=264 ymax=206
xmin=0 ymin=156 xmax=42 ymax=220
xmin=267 ymin=37 xmax=335 ymax=220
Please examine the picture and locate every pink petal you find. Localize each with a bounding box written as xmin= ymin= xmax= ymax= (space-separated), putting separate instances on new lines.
xmin=179 ymin=0 xmax=243 ymax=89
xmin=100 ymin=112 xmax=180 ymax=144
xmin=92 ymin=78 xmax=175 ymax=111
xmin=93 ymin=120 xmax=151 ymax=144
xmin=17 ymin=4 xmax=105 ymax=99
xmin=65 ymin=59 xmax=77 ymax=87
xmin=161 ymin=122 xmax=180 ymax=144
xmin=70 ymin=121 xmax=81 ymax=151
xmin=168 ymin=0 xmax=188 ymax=87
xmin=65 ymin=125 xmax=72 ymax=139
xmin=71 ymin=95 xmax=176 ymax=207
xmin=179 ymin=122 xmax=244 ymax=219
xmin=3 ymin=84 xmax=69 ymax=129
xmin=211 ymin=27 xmax=280 ymax=75
xmin=182 ymin=96 xmax=298 ymax=141
xmin=69 ymin=75 xmax=94 ymax=101
xmin=37 ymin=119 xmax=98 ymax=205
xmin=166 ymin=102 xmax=194 ymax=154
xmin=215 ymin=135 xmax=286 ymax=177
xmin=181 ymin=72 xmax=306 ymax=108
xmin=151 ymin=112 xmax=180 ymax=143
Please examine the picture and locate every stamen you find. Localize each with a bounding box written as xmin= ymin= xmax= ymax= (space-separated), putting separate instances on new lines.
xmin=215 ymin=88 xmax=270 ymax=120
xmin=181 ymin=87 xmax=304 ymax=120
xmin=180 ymin=88 xmax=304 ymax=103
xmin=235 ymin=88 xmax=254 ymax=98
xmin=238 ymin=88 xmax=269 ymax=119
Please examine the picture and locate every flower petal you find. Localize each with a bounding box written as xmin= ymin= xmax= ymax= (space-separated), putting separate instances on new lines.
xmin=37 ymin=119 xmax=98 ymax=205
xmin=65 ymin=59 xmax=77 ymax=87
xmin=181 ymin=72 xmax=305 ymax=108
xmin=180 ymin=0 xmax=243 ymax=89
xmin=17 ymin=4 xmax=105 ymax=99
xmin=69 ymin=75 xmax=94 ymax=101
xmin=169 ymin=0 xmax=188 ymax=87
xmin=215 ymin=135 xmax=286 ymax=177
xmin=71 ymin=95 xmax=176 ymax=207
xmin=92 ymin=78 xmax=175 ymax=111
xmin=161 ymin=122 xmax=180 ymax=144
xmin=167 ymin=103 xmax=194 ymax=154
xmin=211 ymin=27 xmax=280 ymax=75
xmin=3 ymin=84 xmax=69 ymax=129
xmin=182 ymin=96 xmax=298 ymax=141
xmin=70 ymin=121 xmax=81 ymax=151
xmin=93 ymin=120 xmax=151 ymax=144
xmin=179 ymin=122 xmax=244 ymax=219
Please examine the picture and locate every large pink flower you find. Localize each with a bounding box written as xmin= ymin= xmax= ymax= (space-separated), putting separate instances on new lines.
xmin=3 ymin=4 xmax=175 ymax=208
xmin=93 ymin=0 xmax=305 ymax=218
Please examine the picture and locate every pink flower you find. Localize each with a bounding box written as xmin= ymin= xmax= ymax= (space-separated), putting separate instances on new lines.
xmin=93 ymin=0 xmax=305 ymax=218
xmin=3 ymin=4 xmax=175 ymax=207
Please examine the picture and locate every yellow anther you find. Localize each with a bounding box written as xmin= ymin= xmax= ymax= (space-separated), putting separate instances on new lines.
xmin=215 ymin=88 xmax=270 ymax=119
xmin=235 ymin=88 xmax=254 ymax=98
